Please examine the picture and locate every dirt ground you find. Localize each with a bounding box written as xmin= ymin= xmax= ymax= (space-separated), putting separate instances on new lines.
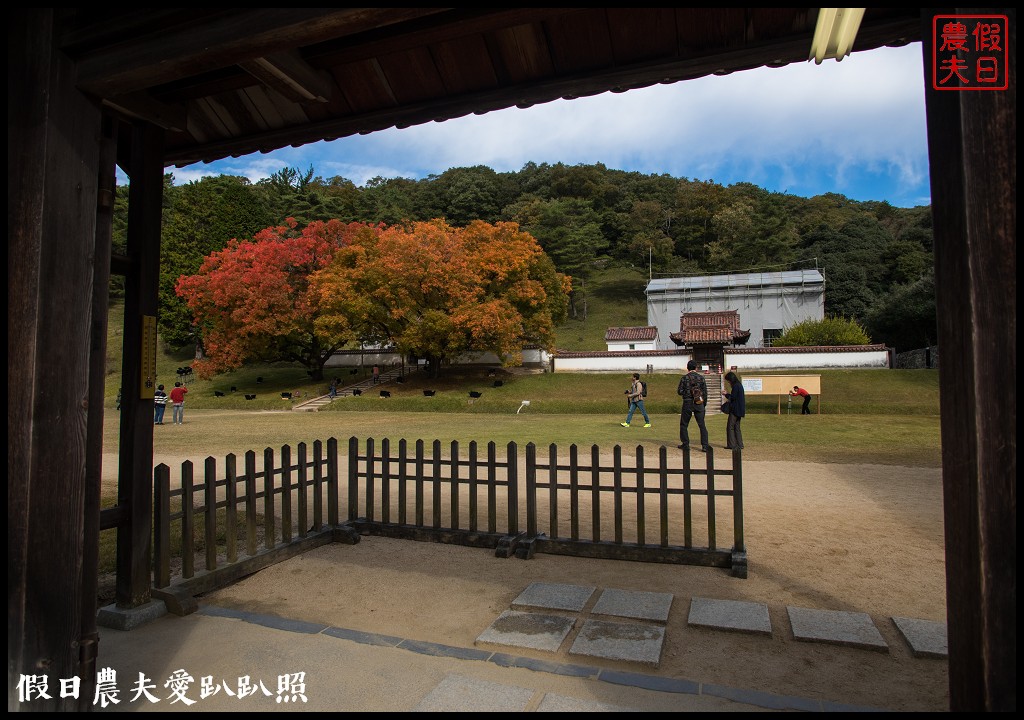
xmin=179 ymin=458 xmax=950 ymax=712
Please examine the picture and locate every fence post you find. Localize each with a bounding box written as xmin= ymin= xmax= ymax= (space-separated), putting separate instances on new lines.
xmin=658 ymin=446 xmax=669 ymax=548
xmin=450 ymin=441 xmax=460 ymax=530
xmin=706 ymin=449 xmax=717 ymax=551
xmin=486 ymin=442 xmax=497 ymax=534
xmin=325 ymin=437 xmax=339 ymax=526
xmin=366 ymin=438 xmax=376 ymax=522
xmin=569 ymin=445 xmax=580 ymax=541
xmin=432 ymin=440 xmax=442 ymax=529
xmin=613 ymin=445 xmax=623 ymax=544
xmin=381 ymin=439 xmax=391 ymax=525
xmin=225 ymin=454 xmax=238 ymax=564
xmin=245 ymin=451 xmax=257 ymax=557
xmin=525 ymin=443 xmax=537 ymax=537
xmin=153 ymin=463 xmax=170 ymax=589
xmin=204 ymin=457 xmax=217 ymax=571
xmin=415 ymin=440 xmax=425 ymax=527
xmin=181 ymin=461 xmax=194 ymax=579
xmin=297 ymin=442 xmax=308 ymax=538
xmin=732 ymin=450 xmax=745 ymax=553
xmin=344 ymin=436 xmax=356 ymax=520
xmin=548 ymin=443 xmax=558 ymax=538
xmin=468 ymin=441 xmax=478 ymax=532
xmin=682 ymin=447 xmax=692 ymax=548
xmin=280 ymin=444 xmax=292 ymax=544
xmin=398 ymin=439 xmax=408 ymax=525
xmin=263 ymin=447 xmax=276 ymax=549
xmin=312 ymin=440 xmax=323 ymax=531
xmin=507 ymin=442 xmax=518 ymax=535
xmin=635 ymin=444 xmax=645 ymax=546
xmin=591 ymin=444 xmax=601 ymax=542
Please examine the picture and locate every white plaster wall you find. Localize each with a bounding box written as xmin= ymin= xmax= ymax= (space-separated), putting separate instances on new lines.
xmin=724 ymin=350 xmax=890 ymax=369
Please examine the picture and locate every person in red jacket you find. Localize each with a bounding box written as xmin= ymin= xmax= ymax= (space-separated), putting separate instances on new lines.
xmin=170 ymin=382 xmax=189 ymax=424
xmin=790 ymin=385 xmax=812 ymax=415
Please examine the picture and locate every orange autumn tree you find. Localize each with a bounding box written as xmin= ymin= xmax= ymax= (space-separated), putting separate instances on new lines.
xmin=312 ymin=219 xmax=571 ymax=376
xmin=176 ymin=218 xmax=369 ymax=380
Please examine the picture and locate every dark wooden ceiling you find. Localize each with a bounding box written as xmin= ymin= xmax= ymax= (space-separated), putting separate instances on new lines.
xmin=55 ymin=8 xmax=923 ymax=170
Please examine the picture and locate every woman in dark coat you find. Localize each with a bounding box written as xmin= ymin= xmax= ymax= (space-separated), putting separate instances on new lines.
xmin=724 ymin=371 xmax=746 ymax=450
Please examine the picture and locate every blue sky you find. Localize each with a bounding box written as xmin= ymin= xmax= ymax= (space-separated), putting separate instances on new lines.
xmin=163 ymin=43 xmax=930 ymax=208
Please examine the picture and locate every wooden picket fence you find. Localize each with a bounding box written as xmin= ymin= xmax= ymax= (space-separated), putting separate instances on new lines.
xmin=152 ymin=436 xmax=746 ymax=604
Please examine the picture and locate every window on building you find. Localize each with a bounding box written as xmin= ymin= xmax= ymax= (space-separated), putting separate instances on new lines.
xmin=629 ymin=343 xmax=635 ymax=350
xmin=763 ymin=328 xmax=783 ymax=347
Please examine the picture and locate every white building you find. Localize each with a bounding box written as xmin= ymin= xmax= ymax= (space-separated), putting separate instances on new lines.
xmin=604 ymin=326 xmax=658 ymax=352
xmin=646 ymin=270 xmax=825 ymax=350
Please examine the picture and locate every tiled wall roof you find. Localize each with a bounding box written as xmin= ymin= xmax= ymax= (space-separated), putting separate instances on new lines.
xmin=605 ymin=326 xmax=658 ymax=341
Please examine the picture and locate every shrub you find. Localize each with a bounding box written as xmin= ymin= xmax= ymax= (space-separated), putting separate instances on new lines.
xmin=775 ymin=316 xmax=871 ymax=346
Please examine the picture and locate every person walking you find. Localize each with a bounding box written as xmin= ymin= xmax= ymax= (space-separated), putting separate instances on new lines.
xmin=724 ymin=371 xmax=746 ymax=450
xmin=153 ymin=384 xmax=168 ymax=425
xmin=170 ymin=381 xmax=188 ymax=424
xmin=790 ymin=385 xmax=812 ymax=415
xmin=619 ymin=372 xmax=651 ymax=428
xmin=372 ymin=365 xmax=380 ymax=384
xmin=329 ymin=378 xmax=338 ymax=398
xmin=677 ymin=360 xmax=710 ymax=452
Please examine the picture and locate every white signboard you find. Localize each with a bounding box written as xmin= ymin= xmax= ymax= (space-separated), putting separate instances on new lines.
xmin=743 ymin=378 xmax=763 ymax=392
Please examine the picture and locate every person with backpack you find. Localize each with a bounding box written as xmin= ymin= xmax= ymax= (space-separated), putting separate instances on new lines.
xmin=677 ymin=360 xmax=710 ymax=452
xmin=620 ymin=372 xmax=651 ymax=428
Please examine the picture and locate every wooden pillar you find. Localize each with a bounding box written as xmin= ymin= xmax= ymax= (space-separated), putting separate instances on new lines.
xmin=8 ymin=9 xmax=103 ymax=711
xmin=921 ymin=8 xmax=1016 ymax=711
xmin=115 ymin=122 xmax=164 ymax=607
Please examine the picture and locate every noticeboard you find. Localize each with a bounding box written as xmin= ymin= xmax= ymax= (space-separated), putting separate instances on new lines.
xmin=738 ymin=374 xmax=820 ymax=414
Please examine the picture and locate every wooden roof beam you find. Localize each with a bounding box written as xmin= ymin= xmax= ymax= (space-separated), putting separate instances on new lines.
xmin=239 ymin=50 xmax=334 ymax=104
xmin=73 ymin=8 xmax=450 ymax=97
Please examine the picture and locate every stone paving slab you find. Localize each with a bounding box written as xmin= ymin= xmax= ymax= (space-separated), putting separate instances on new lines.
xmin=536 ymin=693 xmax=636 ymax=712
xmin=687 ymin=597 xmax=772 ymax=636
xmin=412 ymin=674 xmax=534 ymax=712
xmin=787 ymin=606 xmax=888 ymax=652
xmin=476 ymin=610 xmax=576 ymax=652
xmin=511 ymin=582 xmax=596 ymax=612
xmin=568 ymin=619 xmax=665 ymax=667
xmin=591 ymin=588 xmax=674 ymax=623
xmin=892 ymin=616 xmax=948 ymax=658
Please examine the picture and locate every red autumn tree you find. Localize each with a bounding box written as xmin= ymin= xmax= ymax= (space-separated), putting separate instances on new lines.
xmin=176 ymin=218 xmax=370 ymax=380
xmin=312 ymin=219 xmax=571 ymax=376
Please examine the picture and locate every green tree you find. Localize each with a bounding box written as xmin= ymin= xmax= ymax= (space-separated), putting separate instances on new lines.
xmin=357 ymin=176 xmax=423 ymax=224
xmin=864 ymin=270 xmax=937 ymax=352
xmin=159 ymin=175 xmax=272 ymax=351
xmin=424 ymin=166 xmax=512 ymax=225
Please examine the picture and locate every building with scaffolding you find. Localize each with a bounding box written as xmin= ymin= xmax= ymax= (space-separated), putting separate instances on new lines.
xmin=646 ymin=270 xmax=825 ymax=351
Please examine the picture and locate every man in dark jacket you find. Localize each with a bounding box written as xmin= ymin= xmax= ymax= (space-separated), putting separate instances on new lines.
xmin=677 ymin=360 xmax=710 ymax=452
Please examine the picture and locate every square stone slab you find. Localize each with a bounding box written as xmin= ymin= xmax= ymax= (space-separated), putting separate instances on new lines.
xmin=687 ymin=597 xmax=772 ymax=636
xmin=536 ymin=693 xmax=637 ymax=712
xmin=568 ymin=619 xmax=665 ymax=666
xmin=787 ymin=606 xmax=888 ymax=652
xmin=476 ymin=610 xmax=576 ymax=652
xmin=511 ymin=582 xmax=596 ymax=612
xmin=591 ymin=588 xmax=673 ymax=623
xmin=413 ymin=674 xmax=534 ymax=712
xmin=892 ymin=616 xmax=948 ymax=658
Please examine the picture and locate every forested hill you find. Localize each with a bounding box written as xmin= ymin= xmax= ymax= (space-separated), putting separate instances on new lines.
xmin=113 ymin=163 xmax=936 ymax=353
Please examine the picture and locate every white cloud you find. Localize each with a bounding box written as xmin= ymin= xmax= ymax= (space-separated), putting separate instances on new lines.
xmin=143 ymin=43 xmax=928 ymax=206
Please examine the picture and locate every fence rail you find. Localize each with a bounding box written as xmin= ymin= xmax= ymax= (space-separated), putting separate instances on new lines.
xmin=152 ymin=437 xmax=746 ymax=607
